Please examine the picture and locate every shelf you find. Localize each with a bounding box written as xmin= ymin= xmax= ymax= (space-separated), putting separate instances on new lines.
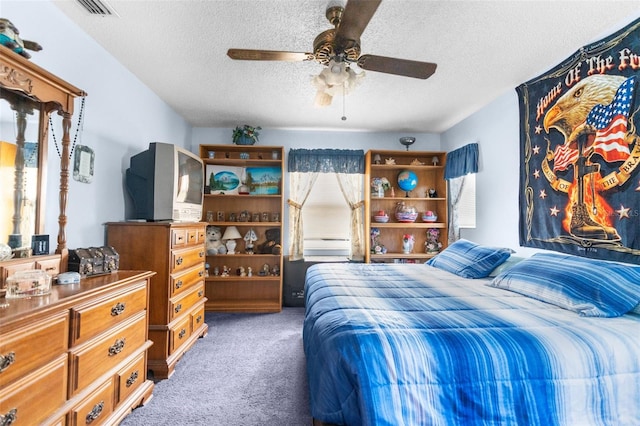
xmin=370 ymin=253 xmax=437 ymax=260
xmin=205 ymin=276 xmax=281 ymax=282
xmin=206 ymin=253 xmax=280 ymax=258
xmin=204 ymin=193 xmax=281 ymax=199
xmin=204 ymin=221 xmax=281 ymax=227
xmin=203 ymin=158 xmax=280 ymax=167
xmin=370 ymin=222 xmax=446 ymax=228
xmin=370 ymin=164 xmax=444 ymax=170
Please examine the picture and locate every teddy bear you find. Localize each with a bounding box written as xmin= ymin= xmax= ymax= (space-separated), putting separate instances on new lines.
xmin=205 ymin=225 xmax=226 ymax=255
xmin=257 ymin=228 xmax=281 ymax=255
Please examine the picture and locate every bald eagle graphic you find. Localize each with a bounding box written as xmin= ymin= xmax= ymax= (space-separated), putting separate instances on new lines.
xmin=542 ymin=74 xmax=636 ymax=241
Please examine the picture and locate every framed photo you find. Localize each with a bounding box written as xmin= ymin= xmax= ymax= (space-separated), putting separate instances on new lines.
xmin=206 ymin=165 xmax=244 ymax=195
xmin=246 ymin=167 xmax=282 ymax=195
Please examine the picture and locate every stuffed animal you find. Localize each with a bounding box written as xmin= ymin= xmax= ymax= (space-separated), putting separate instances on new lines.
xmin=0 ymin=19 xmax=42 ymax=59
xmin=257 ymin=228 xmax=281 ymax=255
xmin=205 ymin=225 xmax=226 ymax=255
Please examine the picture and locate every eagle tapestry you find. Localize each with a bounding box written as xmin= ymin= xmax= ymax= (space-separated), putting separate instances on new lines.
xmin=516 ymin=17 xmax=640 ymax=265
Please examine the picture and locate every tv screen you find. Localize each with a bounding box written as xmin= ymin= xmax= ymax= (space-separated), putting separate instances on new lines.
xmin=126 ymin=142 xmax=203 ymax=222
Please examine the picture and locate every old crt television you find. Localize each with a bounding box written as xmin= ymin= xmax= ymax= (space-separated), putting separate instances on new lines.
xmin=126 ymin=142 xmax=204 ymax=222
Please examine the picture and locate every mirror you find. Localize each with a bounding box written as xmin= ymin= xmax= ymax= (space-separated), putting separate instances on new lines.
xmin=0 ymin=90 xmax=45 ymax=255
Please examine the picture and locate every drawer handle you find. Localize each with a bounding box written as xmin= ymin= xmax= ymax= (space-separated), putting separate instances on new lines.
xmin=196 ymin=314 xmax=202 ymax=324
xmin=175 ymin=303 xmax=182 ymax=314
xmin=111 ymin=302 xmax=126 ymax=316
xmin=1 ymin=408 xmax=17 ymax=426
xmin=126 ymin=369 xmax=139 ymax=388
xmin=175 ymin=280 xmax=183 ymax=289
xmin=198 ymin=270 xmax=204 ymax=277
xmin=85 ymin=401 xmax=104 ymax=424
xmin=176 ymin=257 xmax=183 ymax=266
xmin=178 ymin=328 xmax=186 ymax=339
xmin=108 ymin=338 xmax=126 ymax=356
xmin=199 ymin=251 xmax=205 ymax=258
xmin=198 ymin=290 xmax=203 ymax=298
xmin=0 ymin=352 xmax=16 ymax=373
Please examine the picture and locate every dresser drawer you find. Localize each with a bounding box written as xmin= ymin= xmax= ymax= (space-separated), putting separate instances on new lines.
xmin=36 ymin=257 xmax=61 ymax=277
xmin=0 ymin=311 xmax=68 ymax=388
xmin=196 ymin=228 xmax=206 ymax=244
xmin=170 ymin=263 xmax=205 ymax=298
xmin=69 ymin=378 xmax=114 ymax=426
xmin=69 ymin=312 xmax=147 ymax=396
xmin=169 ymin=315 xmax=192 ymax=355
xmin=116 ymin=351 xmax=146 ymax=405
xmin=0 ymin=354 xmax=67 ymax=426
xmin=170 ymin=246 xmax=205 ymax=273
xmin=171 ymin=228 xmax=188 ymax=248
xmin=169 ymin=282 xmax=205 ymax=322
xmin=191 ymin=303 xmax=205 ymax=331
xmin=186 ymin=228 xmax=199 ymax=245
xmin=70 ymin=281 xmax=148 ymax=346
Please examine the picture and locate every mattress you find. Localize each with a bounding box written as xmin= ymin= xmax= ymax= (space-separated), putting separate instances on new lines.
xmin=303 ymin=262 xmax=640 ymax=426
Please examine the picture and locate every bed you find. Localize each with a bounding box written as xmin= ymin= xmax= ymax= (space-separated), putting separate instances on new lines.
xmin=303 ymin=240 xmax=640 ymax=425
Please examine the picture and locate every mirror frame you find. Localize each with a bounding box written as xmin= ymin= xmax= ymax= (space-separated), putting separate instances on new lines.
xmin=0 ymin=45 xmax=86 ymax=270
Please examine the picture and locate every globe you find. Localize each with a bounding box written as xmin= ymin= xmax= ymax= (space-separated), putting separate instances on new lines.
xmin=397 ymin=170 xmax=418 ymax=193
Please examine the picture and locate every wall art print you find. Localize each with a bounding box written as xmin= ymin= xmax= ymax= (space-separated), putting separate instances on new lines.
xmin=516 ymin=17 xmax=640 ymax=264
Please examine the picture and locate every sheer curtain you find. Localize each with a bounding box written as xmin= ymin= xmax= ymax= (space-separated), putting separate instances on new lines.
xmin=445 ymin=143 xmax=479 ymax=243
xmin=335 ymin=173 xmax=365 ymax=260
xmin=287 ymin=149 xmax=364 ymax=260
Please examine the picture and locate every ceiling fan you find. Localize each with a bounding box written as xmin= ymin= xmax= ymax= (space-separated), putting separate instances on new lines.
xmin=227 ymin=0 xmax=437 ymax=106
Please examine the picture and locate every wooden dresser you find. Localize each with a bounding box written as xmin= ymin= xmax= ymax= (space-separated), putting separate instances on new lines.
xmin=0 ymin=270 xmax=155 ymax=426
xmin=106 ymin=222 xmax=209 ymax=379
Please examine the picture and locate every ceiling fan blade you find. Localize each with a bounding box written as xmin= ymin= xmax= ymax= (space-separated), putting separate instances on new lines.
xmin=227 ymin=49 xmax=315 ymax=62
xmin=357 ymin=54 xmax=437 ymax=79
xmin=335 ymin=0 xmax=382 ymax=44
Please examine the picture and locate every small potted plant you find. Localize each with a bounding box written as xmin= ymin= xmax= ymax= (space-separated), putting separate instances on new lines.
xmin=233 ymin=125 xmax=261 ymax=145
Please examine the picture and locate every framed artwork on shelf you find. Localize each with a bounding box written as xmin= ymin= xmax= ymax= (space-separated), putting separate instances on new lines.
xmin=206 ymin=165 xmax=244 ymax=195
xmin=246 ymin=167 xmax=282 ymax=195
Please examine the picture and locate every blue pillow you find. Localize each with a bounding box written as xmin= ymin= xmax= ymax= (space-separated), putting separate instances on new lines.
xmin=489 ymin=252 xmax=640 ymax=317
xmin=426 ymin=239 xmax=511 ymax=279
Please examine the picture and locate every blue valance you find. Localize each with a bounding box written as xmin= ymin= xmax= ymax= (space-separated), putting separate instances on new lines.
xmin=288 ymin=149 xmax=365 ymax=174
xmin=444 ymin=143 xmax=479 ymax=180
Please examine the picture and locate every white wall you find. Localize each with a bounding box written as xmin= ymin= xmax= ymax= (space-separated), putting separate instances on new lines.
xmin=4 ymin=1 xmax=192 ymax=248
xmin=440 ymin=91 xmax=538 ymax=256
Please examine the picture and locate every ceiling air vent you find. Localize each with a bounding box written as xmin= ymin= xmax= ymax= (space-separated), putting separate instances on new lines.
xmin=76 ymin=0 xmax=118 ymax=16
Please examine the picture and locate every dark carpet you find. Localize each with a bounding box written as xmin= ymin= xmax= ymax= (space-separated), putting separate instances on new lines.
xmin=120 ymin=308 xmax=312 ymax=426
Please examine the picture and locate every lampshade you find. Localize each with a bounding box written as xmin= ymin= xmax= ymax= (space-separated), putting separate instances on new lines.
xmin=222 ymin=226 xmax=242 ymax=241
xmin=311 ymin=60 xmax=365 ymax=107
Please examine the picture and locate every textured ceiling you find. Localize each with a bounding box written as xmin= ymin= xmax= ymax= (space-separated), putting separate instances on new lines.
xmin=52 ymin=0 xmax=640 ymax=133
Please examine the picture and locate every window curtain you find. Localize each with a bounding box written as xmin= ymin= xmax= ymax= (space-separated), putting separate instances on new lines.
xmin=287 ymin=149 xmax=364 ymax=260
xmin=445 ymin=143 xmax=478 ymax=242
xmin=335 ymin=173 xmax=365 ymax=260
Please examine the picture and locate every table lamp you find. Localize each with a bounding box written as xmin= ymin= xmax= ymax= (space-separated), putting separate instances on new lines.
xmin=222 ymin=226 xmax=242 ymax=254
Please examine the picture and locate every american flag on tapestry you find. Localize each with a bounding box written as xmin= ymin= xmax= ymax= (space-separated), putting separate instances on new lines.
xmin=552 ymin=144 xmax=579 ymax=172
xmin=586 ymin=76 xmax=635 ymax=163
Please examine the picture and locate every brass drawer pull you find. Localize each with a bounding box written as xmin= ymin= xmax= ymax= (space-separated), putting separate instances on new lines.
xmin=126 ymin=370 xmax=139 ymax=388
xmin=178 ymin=328 xmax=186 ymax=339
xmin=111 ymin=302 xmax=126 ymax=316
xmin=108 ymin=338 xmax=126 ymax=356
xmin=1 ymin=408 xmax=17 ymax=426
xmin=199 ymin=251 xmax=205 ymax=258
xmin=175 ymin=304 xmax=182 ymax=314
xmin=198 ymin=290 xmax=204 ymax=298
xmin=176 ymin=257 xmax=183 ymax=266
xmin=0 ymin=352 xmax=15 ymax=373
xmin=196 ymin=314 xmax=202 ymax=324
xmin=175 ymin=280 xmax=183 ymax=289
xmin=198 ymin=270 xmax=204 ymax=277
xmin=85 ymin=401 xmax=104 ymax=424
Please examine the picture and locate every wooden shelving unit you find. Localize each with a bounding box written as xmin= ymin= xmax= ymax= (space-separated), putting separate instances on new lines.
xmin=199 ymin=144 xmax=284 ymax=312
xmin=365 ymin=149 xmax=448 ymax=263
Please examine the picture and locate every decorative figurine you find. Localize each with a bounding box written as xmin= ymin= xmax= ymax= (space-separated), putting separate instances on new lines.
xmin=370 ymin=227 xmax=387 ymax=254
xmin=402 ymin=234 xmax=415 ymax=254
xmin=244 ymin=228 xmax=257 ymax=254
xmin=431 ymin=156 xmax=440 ymax=166
xmin=385 ymin=157 xmax=396 ymax=165
xmin=410 ymin=158 xmax=424 ymax=166
xmin=425 ymin=228 xmax=443 ymax=254
xmin=221 ymin=265 xmax=230 ymax=277
xmin=247 ymin=267 xmax=253 ymax=277
xmin=428 ymin=188 xmax=438 ymax=198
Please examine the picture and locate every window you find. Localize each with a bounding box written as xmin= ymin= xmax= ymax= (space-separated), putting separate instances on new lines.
xmin=302 ymin=173 xmax=351 ymax=257
xmin=458 ymin=173 xmax=476 ymax=228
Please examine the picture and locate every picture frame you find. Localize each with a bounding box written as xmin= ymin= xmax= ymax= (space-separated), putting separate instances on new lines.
xmin=73 ymin=145 xmax=94 ymax=183
xmin=246 ymin=166 xmax=282 ymax=195
xmin=206 ymin=165 xmax=244 ymax=195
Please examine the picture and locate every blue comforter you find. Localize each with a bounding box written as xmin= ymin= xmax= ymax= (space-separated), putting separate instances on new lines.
xmin=303 ymin=263 xmax=640 ymax=425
